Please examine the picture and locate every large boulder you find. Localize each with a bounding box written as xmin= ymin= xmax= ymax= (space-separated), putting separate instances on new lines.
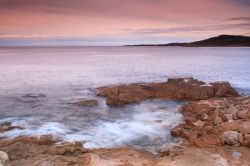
xmin=97 ymin=78 xmax=239 ymax=106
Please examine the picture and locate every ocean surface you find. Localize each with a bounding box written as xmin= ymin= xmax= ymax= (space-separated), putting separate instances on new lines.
xmin=0 ymin=46 xmax=250 ymax=151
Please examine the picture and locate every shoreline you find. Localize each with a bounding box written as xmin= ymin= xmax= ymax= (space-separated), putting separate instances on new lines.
xmin=1 ymin=77 xmax=250 ymax=165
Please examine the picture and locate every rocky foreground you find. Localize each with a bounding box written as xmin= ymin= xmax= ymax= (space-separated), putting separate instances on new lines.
xmin=1 ymin=78 xmax=250 ymax=166
xmin=0 ymin=135 xmax=250 ymax=166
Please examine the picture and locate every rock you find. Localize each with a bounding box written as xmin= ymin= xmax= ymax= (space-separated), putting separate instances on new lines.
xmin=214 ymin=117 xmax=223 ymax=125
xmin=210 ymin=82 xmax=239 ymax=97
xmin=0 ymin=135 xmax=89 ymax=165
xmin=22 ymin=93 xmax=46 ymax=98
xmin=194 ymin=134 xmax=221 ymax=147
xmin=236 ymin=110 xmax=248 ymax=119
xmin=241 ymin=99 xmax=250 ymax=105
xmin=243 ymin=134 xmax=250 ymax=146
xmin=97 ymin=77 xmax=239 ymax=106
xmin=83 ymin=153 xmax=122 ymax=166
xmin=221 ymin=114 xmax=233 ymax=122
xmin=220 ymin=131 xmax=242 ymax=146
xmin=0 ymin=151 xmax=9 ymax=166
xmin=225 ymin=106 xmax=237 ymax=114
xmin=17 ymin=93 xmax=46 ymax=104
xmin=219 ymin=121 xmax=240 ymax=132
xmin=199 ymin=113 xmax=208 ymax=121
xmin=207 ymin=110 xmax=219 ymax=122
xmin=193 ymin=120 xmax=205 ymax=129
xmin=239 ymin=121 xmax=250 ymax=134
xmin=0 ymin=122 xmax=23 ymax=132
xmin=73 ymin=99 xmax=98 ymax=107
xmin=170 ymin=127 xmax=182 ymax=137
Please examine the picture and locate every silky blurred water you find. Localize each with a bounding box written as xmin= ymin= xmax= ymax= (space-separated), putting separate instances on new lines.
xmin=0 ymin=46 xmax=249 ymax=150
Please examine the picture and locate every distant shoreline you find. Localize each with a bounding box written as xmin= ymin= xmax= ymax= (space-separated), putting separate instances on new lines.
xmin=125 ymin=45 xmax=250 ymax=47
xmin=1 ymin=35 xmax=250 ymax=47
xmin=126 ymin=34 xmax=250 ymax=47
xmin=0 ymin=45 xmax=250 ymax=48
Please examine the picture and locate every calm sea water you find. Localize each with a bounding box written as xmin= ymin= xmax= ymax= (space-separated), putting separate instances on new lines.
xmin=0 ymin=46 xmax=249 ymax=151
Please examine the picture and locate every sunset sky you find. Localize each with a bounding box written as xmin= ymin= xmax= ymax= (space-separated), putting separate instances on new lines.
xmin=0 ymin=0 xmax=250 ymax=45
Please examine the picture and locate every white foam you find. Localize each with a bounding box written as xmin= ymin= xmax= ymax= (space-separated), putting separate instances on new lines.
xmin=0 ymin=121 xmax=69 ymax=138
xmin=0 ymin=100 xmax=183 ymax=151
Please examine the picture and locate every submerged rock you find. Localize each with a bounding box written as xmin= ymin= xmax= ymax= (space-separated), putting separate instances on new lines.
xmin=0 ymin=122 xmax=23 ymax=133
xmin=22 ymin=94 xmax=46 ymax=98
xmin=15 ymin=93 xmax=46 ymax=105
xmin=97 ymin=77 xmax=239 ymax=106
xmin=73 ymin=99 xmax=98 ymax=107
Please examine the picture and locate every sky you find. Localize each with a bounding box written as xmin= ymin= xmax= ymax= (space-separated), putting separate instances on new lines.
xmin=0 ymin=0 xmax=250 ymax=46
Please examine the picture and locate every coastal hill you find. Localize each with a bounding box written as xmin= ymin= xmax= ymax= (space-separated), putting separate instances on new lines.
xmin=130 ymin=35 xmax=250 ymax=47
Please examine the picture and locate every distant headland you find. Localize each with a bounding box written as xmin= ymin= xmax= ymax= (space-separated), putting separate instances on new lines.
xmin=127 ymin=35 xmax=250 ymax=47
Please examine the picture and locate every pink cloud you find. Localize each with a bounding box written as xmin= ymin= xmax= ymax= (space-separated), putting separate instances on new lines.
xmin=0 ymin=0 xmax=249 ymax=44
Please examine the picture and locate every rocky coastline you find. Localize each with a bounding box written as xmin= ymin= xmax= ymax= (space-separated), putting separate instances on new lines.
xmin=1 ymin=78 xmax=250 ymax=165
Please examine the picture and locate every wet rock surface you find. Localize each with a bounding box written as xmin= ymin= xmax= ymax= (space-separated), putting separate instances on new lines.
xmin=0 ymin=122 xmax=23 ymax=133
xmin=97 ymin=77 xmax=239 ymax=106
xmin=171 ymin=96 xmax=250 ymax=148
xmin=72 ymin=99 xmax=98 ymax=107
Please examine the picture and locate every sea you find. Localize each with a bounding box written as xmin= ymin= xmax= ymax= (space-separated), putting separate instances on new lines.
xmin=0 ymin=46 xmax=249 ymax=151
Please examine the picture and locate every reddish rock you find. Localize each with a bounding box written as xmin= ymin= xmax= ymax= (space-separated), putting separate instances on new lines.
xmin=243 ymin=134 xmax=250 ymax=146
xmin=97 ymin=77 xmax=239 ymax=106
xmin=221 ymin=114 xmax=233 ymax=122
xmin=239 ymin=121 xmax=250 ymax=134
xmin=0 ymin=135 xmax=88 ymax=165
xmin=194 ymin=134 xmax=221 ymax=148
xmin=73 ymin=99 xmax=98 ymax=107
xmin=236 ymin=110 xmax=249 ymax=119
xmin=214 ymin=117 xmax=223 ymax=125
xmin=171 ymin=96 xmax=250 ymax=148
xmin=210 ymin=82 xmax=238 ymax=97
